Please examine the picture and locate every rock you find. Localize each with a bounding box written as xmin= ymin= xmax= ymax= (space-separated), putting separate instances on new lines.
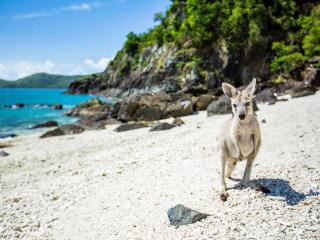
xmin=13 ymin=103 xmax=24 ymax=109
xmin=77 ymin=115 xmax=120 ymax=130
xmin=207 ymin=95 xmax=231 ymax=116
xmin=51 ymin=104 xmax=63 ymax=110
xmin=172 ymin=117 xmax=185 ymax=126
xmin=114 ymin=122 xmax=150 ymax=132
xmin=65 ymin=98 xmax=111 ymax=117
xmin=133 ymin=105 xmax=163 ymax=121
xmin=117 ymin=101 xmax=140 ymax=121
xmin=192 ymin=94 xmax=218 ymax=111
xmin=166 ymin=99 xmax=193 ymax=117
xmin=0 ymin=133 xmax=17 ymax=139
xmin=256 ymin=88 xmax=277 ymax=105
xmin=289 ymin=82 xmax=317 ymax=98
xmin=207 ymin=95 xmax=258 ymax=116
xmin=167 ymin=204 xmax=210 ymax=226
xmin=150 ymin=122 xmax=175 ymax=131
xmin=301 ymin=66 xmax=320 ymax=87
xmin=0 ymin=151 xmax=9 ymax=157
xmin=40 ymin=124 xmax=85 ymax=138
xmin=31 ymin=121 xmax=59 ymax=129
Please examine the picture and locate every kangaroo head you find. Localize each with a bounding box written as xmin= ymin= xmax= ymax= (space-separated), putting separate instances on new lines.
xmin=222 ymin=78 xmax=256 ymax=121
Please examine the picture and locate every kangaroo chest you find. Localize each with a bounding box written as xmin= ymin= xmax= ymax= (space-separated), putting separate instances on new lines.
xmin=230 ymin=123 xmax=255 ymax=159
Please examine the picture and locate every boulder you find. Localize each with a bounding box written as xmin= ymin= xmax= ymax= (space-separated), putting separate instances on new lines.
xmin=0 ymin=151 xmax=9 ymax=157
xmin=207 ymin=95 xmax=258 ymax=116
xmin=77 ymin=115 xmax=120 ymax=130
xmin=40 ymin=124 xmax=85 ymax=138
xmin=207 ymin=95 xmax=231 ymax=116
xmin=13 ymin=103 xmax=24 ymax=109
xmin=117 ymin=101 xmax=140 ymax=121
xmin=166 ymin=99 xmax=193 ymax=117
xmin=301 ymin=66 xmax=320 ymax=87
xmin=31 ymin=121 xmax=59 ymax=129
xmin=167 ymin=204 xmax=210 ymax=226
xmin=150 ymin=122 xmax=175 ymax=131
xmin=114 ymin=122 xmax=150 ymax=132
xmin=65 ymin=98 xmax=111 ymax=117
xmin=133 ymin=105 xmax=163 ymax=121
xmin=255 ymin=88 xmax=277 ymax=105
xmin=289 ymin=81 xmax=317 ymax=98
xmin=192 ymin=94 xmax=218 ymax=111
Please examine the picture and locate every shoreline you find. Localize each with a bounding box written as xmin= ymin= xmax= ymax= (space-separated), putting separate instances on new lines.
xmin=0 ymin=92 xmax=319 ymax=239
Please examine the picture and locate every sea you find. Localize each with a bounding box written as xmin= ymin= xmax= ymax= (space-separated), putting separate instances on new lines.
xmin=0 ymin=88 xmax=95 ymax=137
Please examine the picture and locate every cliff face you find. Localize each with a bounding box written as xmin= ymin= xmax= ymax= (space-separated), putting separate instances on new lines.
xmin=67 ymin=0 xmax=319 ymax=97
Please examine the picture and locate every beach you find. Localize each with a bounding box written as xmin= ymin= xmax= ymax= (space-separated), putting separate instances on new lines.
xmin=0 ymin=92 xmax=319 ymax=239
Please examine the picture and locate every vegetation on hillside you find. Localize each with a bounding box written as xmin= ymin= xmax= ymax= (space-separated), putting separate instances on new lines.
xmin=0 ymin=73 xmax=86 ymax=88
xmin=116 ymin=0 xmax=319 ymax=75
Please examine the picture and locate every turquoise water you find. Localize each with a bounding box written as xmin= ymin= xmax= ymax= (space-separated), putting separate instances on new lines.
xmin=0 ymin=88 xmax=94 ymax=137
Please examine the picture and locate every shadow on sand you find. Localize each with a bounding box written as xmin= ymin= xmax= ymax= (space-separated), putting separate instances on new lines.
xmin=229 ymin=178 xmax=320 ymax=206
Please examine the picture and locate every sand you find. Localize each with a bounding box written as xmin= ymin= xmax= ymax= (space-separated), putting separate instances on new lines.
xmin=0 ymin=92 xmax=319 ymax=240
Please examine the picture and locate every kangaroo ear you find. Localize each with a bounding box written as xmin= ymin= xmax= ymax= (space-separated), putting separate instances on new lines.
xmin=222 ymin=82 xmax=237 ymax=98
xmin=245 ymin=78 xmax=257 ymax=97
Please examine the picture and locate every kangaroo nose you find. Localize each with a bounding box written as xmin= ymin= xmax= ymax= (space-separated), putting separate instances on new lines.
xmin=239 ymin=114 xmax=246 ymax=120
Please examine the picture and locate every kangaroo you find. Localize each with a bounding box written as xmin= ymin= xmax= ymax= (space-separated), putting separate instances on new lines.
xmin=218 ymin=78 xmax=261 ymax=200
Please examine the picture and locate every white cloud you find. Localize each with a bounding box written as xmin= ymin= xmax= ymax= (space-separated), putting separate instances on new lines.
xmin=14 ymin=11 xmax=52 ymax=19
xmin=14 ymin=1 xmax=107 ymax=19
xmin=60 ymin=2 xmax=105 ymax=12
xmin=83 ymin=57 xmax=110 ymax=70
xmin=0 ymin=58 xmax=110 ymax=80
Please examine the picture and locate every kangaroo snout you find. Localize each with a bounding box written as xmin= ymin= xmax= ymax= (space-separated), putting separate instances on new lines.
xmin=238 ymin=113 xmax=246 ymax=120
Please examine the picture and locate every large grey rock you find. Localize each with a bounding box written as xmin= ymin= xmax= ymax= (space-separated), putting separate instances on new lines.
xmin=167 ymin=204 xmax=210 ymax=226
xmin=166 ymin=99 xmax=193 ymax=117
xmin=255 ymin=88 xmax=277 ymax=105
xmin=150 ymin=122 xmax=175 ymax=131
xmin=207 ymin=95 xmax=231 ymax=116
xmin=207 ymin=95 xmax=258 ymax=116
xmin=192 ymin=94 xmax=218 ymax=111
xmin=133 ymin=105 xmax=163 ymax=121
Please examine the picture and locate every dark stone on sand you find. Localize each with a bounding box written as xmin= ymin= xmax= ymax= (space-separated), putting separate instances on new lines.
xmin=114 ymin=122 xmax=149 ymax=132
xmin=40 ymin=124 xmax=85 ymax=138
xmin=150 ymin=122 xmax=175 ymax=131
xmin=0 ymin=151 xmax=9 ymax=157
xmin=167 ymin=204 xmax=210 ymax=226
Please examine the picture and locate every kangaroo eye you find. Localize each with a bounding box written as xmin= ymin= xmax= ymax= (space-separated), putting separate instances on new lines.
xmin=245 ymin=102 xmax=250 ymax=106
xmin=233 ymin=104 xmax=237 ymax=108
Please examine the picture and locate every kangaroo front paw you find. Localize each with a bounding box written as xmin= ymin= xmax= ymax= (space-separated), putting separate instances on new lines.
xmin=219 ymin=191 xmax=229 ymax=202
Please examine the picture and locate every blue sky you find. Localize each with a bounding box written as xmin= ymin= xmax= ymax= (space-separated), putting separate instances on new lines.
xmin=0 ymin=0 xmax=170 ymax=80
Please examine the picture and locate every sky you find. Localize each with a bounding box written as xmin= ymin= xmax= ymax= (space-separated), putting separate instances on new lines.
xmin=0 ymin=0 xmax=171 ymax=80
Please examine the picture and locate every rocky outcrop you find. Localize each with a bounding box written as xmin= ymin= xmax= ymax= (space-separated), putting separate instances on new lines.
xmin=40 ymin=124 xmax=85 ymax=138
xmin=77 ymin=115 xmax=120 ymax=130
xmin=65 ymin=98 xmax=111 ymax=117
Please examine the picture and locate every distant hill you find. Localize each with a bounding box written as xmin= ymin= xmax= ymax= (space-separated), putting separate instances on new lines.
xmin=0 ymin=73 xmax=86 ymax=89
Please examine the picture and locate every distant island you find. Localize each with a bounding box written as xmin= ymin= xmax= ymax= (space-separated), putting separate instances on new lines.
xmin=0 ymin=73 xmax=88 ymax=89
